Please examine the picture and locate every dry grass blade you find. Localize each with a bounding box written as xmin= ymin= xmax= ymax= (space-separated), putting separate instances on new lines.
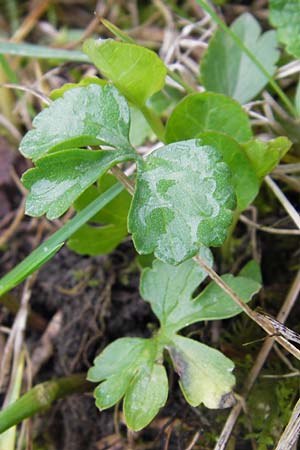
xmin=275 ymin=398 xmax=300 ymax=450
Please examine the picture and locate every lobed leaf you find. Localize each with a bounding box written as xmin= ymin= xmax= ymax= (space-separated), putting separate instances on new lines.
xmin=129 ymin=139 xmax=236 ymax=265
xmin=196 ymin=132 xmax=259 ymax=211
xmin=22 ymin=149 xmax=134 ymax=219
xmin=20 ymin=84 xmax=133 ymax=161
xmin=242 ymin=137 xmax=291 ymax=180
xmin=269 ymin=0 xmax=300 ymax=59
xmin=83 ymin=39 xmax=167 ymax=107
xmin=88 ymin=338 xmax=168 ymax=431
xmin=165 ymin=92 xmax=252 ymax=144
xmin=167 ymin=335 xmax=235 ymax=408
xmin=141 ymin=256 xmax=261 ymax=333
xmin=201 ymin=13 xmax=279 ymax=104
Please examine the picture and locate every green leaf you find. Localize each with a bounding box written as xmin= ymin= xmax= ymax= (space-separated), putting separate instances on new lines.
xmin=83 ymin=39 xmax=167 ymax=107
xmin=201 ymin=13 xmax=279 ymax=104
xmin=140 ymin=247 xmax=213 ymax=329
xmin=67 ymin=174 xmax=131 ymax=255
xmin=89 ymin=337 xmax=168 ymax=430
xmin=165 ymin=93 xmax=252 ymax=144
xmin=241 ymin=137 xmax=291 ymax=179
xmin=50 ymin=77 xmax=106 ymax=100
xmin=129 ymin=139 xmax=236 ymax=265
xmin=141 ymin=256 xmax=260 ymax=333
xmin=124 ymin=357 xmax=168 ymax=431
xmin=269 ymin=0 xmax=300 ymax=58
xmin=239 ymin=260 xmax=262 ymax=284
xmin=167 ymin=335 xmax=235 ymax=408
xmin=19 ymin=84 xmax=133 ymax=161
xmin=191 ymin=273 xmax=261 ymax=322
xmin=196 ymin=132 xmax=259 ymax=211
xmin=22 ymin=148 xmax=134 ymax=219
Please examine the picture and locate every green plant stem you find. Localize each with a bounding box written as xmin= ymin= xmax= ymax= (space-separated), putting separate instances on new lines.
xmin=0 ymin=374 xmax=92 ymax=434
xmin=0 ymin=182 xmax=123 ymax=298
xmin=221 ymin=210 xmax=240 ymax=264
xmin=195 ymin=0 xmax=298 ymax=118
xmin=140 ymin=105 xmax=166 ymax=142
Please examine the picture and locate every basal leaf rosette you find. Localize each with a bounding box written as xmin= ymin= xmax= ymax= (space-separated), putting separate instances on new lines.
xmin=128 ymin=139 xmax=236 ymax=265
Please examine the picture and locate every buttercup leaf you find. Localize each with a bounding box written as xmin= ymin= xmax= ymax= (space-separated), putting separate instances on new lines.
xmin=201 ymin=13 xmax=279 ymax=103
xmin=269 ymin=0 xmax=300 ymax=59
xmin=83 ymin=39 xmax=167 ymax=107
xmin=129 ymin=139 xmax=236 ymax=265
xmin=168 ymin=335 xmax=235 ymax=408
xmin=165 ymin=93 xmax=252 ymax=144
xmin=22 ymin=149 xmax=134 ymax=219
xmin=20 ymin=84 xmax=133 ymax=160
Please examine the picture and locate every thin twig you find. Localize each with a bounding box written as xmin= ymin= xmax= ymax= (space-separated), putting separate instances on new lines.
xmin=239 ymin=214 xmax=300 ymax=235
xmin=275 ymin=398 xmax=300 ymax=450
xmin=0 ymin=198 xmax=25 ymax=246
xmin=214 ymin=268 xmax=300 ymax=450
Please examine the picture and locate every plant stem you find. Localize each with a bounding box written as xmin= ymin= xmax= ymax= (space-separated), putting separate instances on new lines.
xmin=195 ymin=0 xmax=298 ymax=118
xmin=0 ymin=374 xmax=92 ymax=434
xmin=140 ymin=105 xmax=166 ymax=142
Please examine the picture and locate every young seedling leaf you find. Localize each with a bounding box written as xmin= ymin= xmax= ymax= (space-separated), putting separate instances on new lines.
xmin=83 ymin=39 xmax=167 ymax=107
xmin=165 ymin=93 xmax=252 ymax=144
xmin=201 ymin=13 xmax=279 ymax=104
xmin=22 ymin=149 xmax=134 ymax=219
xmin=241 ymin=137 xmax=291 ymax=179
xmin=50 ymin=77 xmax=106 ymax=100
xmin=141 ymin=256 xmax=261 ymax=333
xmin=124 ymin=357 xmax=168 ymax=431
xmin=140 ymin=247 xmax=213 ymax=329
xmin=269 ymin=0 xmax=300 ymax=59
xmin=88 ymin=338 xmax=168 ymax=431
xmin=67 ymin=174 xmax=131 ymax=255
xmin=167 ymin=335 xmax=235 ymax=408
xmin=128 ymin=139 xmax=236 ymax=265
xmin=20 ymin=84 xmax=133 ymax=161
xmin=196 ymin=132 xmax=259 ymax=211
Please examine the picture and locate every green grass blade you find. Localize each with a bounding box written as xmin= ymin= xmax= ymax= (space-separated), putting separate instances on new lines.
xmin=0 ymin=183 xmax=123 ymax=297
xmin=0 ymin=42 xmax=90 ymax=62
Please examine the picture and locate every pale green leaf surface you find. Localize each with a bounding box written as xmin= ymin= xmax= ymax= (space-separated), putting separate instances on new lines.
xmin=128 ymin=140 xmax=236 ymax=265
xmin=20 ymin=84 xmax=133 ymax=160
xmin=165 ymin=93 xmax=252 ymax=144
xmin=239 ymin=260 xmax=262 ymax=284
xmin=242 ymin=137 xmax=291 ymax=179
xmin=196 ymin=132 xmax=259 ymax=210
xmin=83 ymin=39 xmax=167 ymax=107
xmin=201 ymin=13 xmax=279 ymax=104
xmin=124 ymin=360 xmax=168 ymax=430
xmin=269 ymin=0 xmax=300 ymax=58
xmin=168 ymin=335 xmax=235 ymax=408
xmin=140 ymin=247 xmax=213 ymax=328
xmin=87 ymin=337 xmax=146 ymax=382
xmin=22 ymin=149 xmax=134 ymax=219
xmin=67 ymin=174 xmax=131 ymax=255
xmin=50 ymin=77 xmax=106 ymax=100
xmin=94 ymin=372 xmax=132 ymax=410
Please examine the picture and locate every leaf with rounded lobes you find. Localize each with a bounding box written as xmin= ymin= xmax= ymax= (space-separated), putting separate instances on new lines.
xmin=165 ymin=93 xmax=252 ymax=145
xmin=89 ymin=337 xmax=168 ymax=430
xmin=201 ymin=13 xmax=279 ymax=104
xmin=141 ymin=256 xmax=261 ymax=333
xmin=124 ymin=359 xmax=168 ymax=431
xmin=87 ymin=337 xmax=147 ymax=382
xmin=19 ymin=84 xmax=133 ymax=161
xmin=140 ymin=247 xmax=213 ymax=328
xmin=196 ymin=132 xmax=259 ymax=211
xmin=241 ymin=137 xmax=291 ymax=180
xmin=67 ymin=174 xmax=131 ymax=256
xmin=168 ymin=335 xmax=235 ymax=408
xmin=269 ymin=0 xmax=300 ymax=59
xmin=22 ymin=148 xmax=135 ymax=219
xmin=129 ymin=139 xmax=236 ymax=265
xmin=83 ymin=39 xmax=167 ymax=107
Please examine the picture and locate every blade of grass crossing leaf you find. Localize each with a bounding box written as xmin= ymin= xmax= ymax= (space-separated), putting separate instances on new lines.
xmin=0 ymin=183 xmax=123 ymax=297
xmin=195 ymin=0 xmax=298 ymax=118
